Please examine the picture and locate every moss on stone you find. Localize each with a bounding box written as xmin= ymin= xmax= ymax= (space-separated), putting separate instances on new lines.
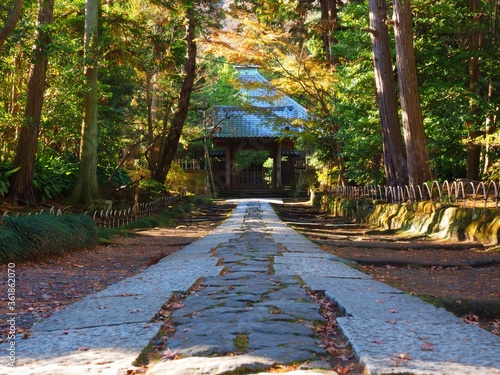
xmin=314 ymin=196 xmax=500 ymax=244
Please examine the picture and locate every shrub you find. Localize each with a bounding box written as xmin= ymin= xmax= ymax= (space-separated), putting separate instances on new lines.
xmin=97 ymin=164 xmax=132 ymax=188
xmin=0 ymin=162 xmax=19 ymax=197
xmin=0 ymin=214 xmax=98 ymax=263
xmin=165 ymin=163 xmax=187 ymax=191
xmin=33 ymin=155 xmax=78 ymax=201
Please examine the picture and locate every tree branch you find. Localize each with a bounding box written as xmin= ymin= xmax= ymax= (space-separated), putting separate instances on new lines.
xmin=0 ymin=0 xmax=23 ymax=54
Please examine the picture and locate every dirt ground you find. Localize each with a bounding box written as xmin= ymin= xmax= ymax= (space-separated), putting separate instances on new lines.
xmin=0 ymin=226 xmax=211 ymax=341
xmin=272 ymin=202 xmax=500 ymax=335
xmin=320 ymin=245 xmax=500 ymax=330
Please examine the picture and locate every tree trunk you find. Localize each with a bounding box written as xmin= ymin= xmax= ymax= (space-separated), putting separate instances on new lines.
xmin=466 ymin=0 xmax=482 ymax=181
xmin=2 ymin=51 xmax=23 ymax=155
xmin=69 ymin=0 xmax=100 ymax=205
xmin=483 ymin=81 xmax=497 ymax=174
xmin=368 ymin=0 xmax=408 ymax=187
xmin=484 ymin=1 xmax=498 ymax=175
xmin=336 ymin=156 xmax=348 ymax=187
xmin=145 ymin=71 xmax=159 ymax=173
xmin=319 ymin=0 xmax=338 ymax=66
xmin=9 ymin=0 xmax=54 ymax=205
xmin=152 ymin=5 xmax=197 ymax=184
xmin=0 ymin=0 xmax=23 ymax=54
xmin=392 ymin=0 xmax=432 ymax=186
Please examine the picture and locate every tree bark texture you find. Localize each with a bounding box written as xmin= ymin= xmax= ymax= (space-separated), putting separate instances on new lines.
xmin=392 ymin=0 xmax=432 ymax=186
xmin=152 ymin=5 xmax=197 ymax=184
xmin=466 ymin=0 xmax=482 ymax=181
xmin=483 ymin=80 xmax=498 ymax=174
xmin=320 ymin=0 xmax=338 ymax=65
xmin=69 ymin=0 xmax=100 ymax=204
xmin=368 ymin=0 xmax=408 ymax=186
xmin=0 ymin=0 xmax=23 ymax=54
xmin=10 ymin=0 xmax=54 ymax=204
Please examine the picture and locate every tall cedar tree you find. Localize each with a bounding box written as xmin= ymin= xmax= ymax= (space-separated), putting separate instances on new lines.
xmin=466 ymin=0 xmax=482 ymax=180
xmin=69 ymin=0 xmax=100 ymax=204
xmin=151 ymin=4 xmax=197 ymax=183
xmin=368 ymin=0 xmax=408 ymax=186
xmin=320 ymin=0 xmax=339 ymax=66
xmin=10 ymin=0 xmax=54 ymax=205
xmin=392 ymin=0 xmax=432 ymax=186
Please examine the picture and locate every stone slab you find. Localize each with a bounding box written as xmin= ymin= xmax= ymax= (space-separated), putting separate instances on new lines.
xmin=33 ymin=294 xmax=167 ymax=331
xmin=94 ymin=261 xmax=221 ymax=298
xmin=147 ymin=354 xmax=275 ymax=375
xmin=274 ymin=255 xmax=370 ymax=279
xmin=326 ymin=290 xmax=462 ymax=323
xmin=258 ymin=300 xmax=324 ymax=321
xmin=2 ymin=322 xmax=162 ymax=375
xmin=338 ymin=317 xmax=500 ymax=374
xmin=302 ymin=275 xmax=404 ymax=295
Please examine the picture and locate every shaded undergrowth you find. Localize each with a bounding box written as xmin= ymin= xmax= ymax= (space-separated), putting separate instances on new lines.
xmin=0 ymin=196 xmax=212 ymax=264
xmin=0 ymin=214 xmax=98 ymax=263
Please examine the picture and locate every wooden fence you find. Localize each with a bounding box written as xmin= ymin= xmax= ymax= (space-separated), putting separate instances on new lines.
xmin=1 ymin=190 xmax=186 ymax=228
xmin=176 ymin=159 xmax=201 ymax=170
xmin=323 ymin=180 xmax=500 ymax=208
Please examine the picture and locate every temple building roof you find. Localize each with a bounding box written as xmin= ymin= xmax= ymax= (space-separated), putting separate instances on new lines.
xmin=212 ymin=66 xmax=308 ymax=139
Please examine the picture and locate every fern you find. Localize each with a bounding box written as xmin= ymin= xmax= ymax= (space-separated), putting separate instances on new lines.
xmin=0 ymin=162 xmax=20 ymax=197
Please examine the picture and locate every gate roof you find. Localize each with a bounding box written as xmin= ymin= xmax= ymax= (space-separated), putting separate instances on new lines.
xmin=212 ymin=66 xmax=307 ymax=139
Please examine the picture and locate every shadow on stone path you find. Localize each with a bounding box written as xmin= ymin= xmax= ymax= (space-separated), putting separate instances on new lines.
xmin=150 ymin=202 xmax=332 ymax=374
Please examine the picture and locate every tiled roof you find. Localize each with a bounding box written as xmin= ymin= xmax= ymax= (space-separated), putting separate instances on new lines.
xmin=211 ymin=66 xmax=307 ymax=139
xmin=213 ymin=107 xmax=295 ymax=138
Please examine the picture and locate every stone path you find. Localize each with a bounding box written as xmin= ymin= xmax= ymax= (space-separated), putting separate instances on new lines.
xmin=2 ymin=199 xmax=500 ymax=375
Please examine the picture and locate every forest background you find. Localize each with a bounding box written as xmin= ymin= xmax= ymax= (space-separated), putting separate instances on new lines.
xmin=0 ymin=0 xmax=499 ymax=206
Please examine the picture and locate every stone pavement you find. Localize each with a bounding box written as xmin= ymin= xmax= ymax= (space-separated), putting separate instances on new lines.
xmin=2 ymin=199 xmax=500 ymax=375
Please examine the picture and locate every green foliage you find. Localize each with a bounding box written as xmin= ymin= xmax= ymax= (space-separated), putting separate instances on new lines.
xmin=192 ymin=62 xmax=243 ymax=109
xmin=0 ymin=162 xmax=20 ymax=197
xmin=483 ymin=160 xmax=500 ymax=181
xmin=298 ymin=169 xmax=319 ymax=191
xmin=0 ymin=214 xmax=98 ymax=263
xmin=97 ymin=63 xmax=141 ymax=167
xmin=138 ymin=178 xmax=170 ymax=201
xmin=32 ymin=155 xmax=78 ymax=201
xmin=140 ymin=178 xmax=166 ymax=192
xmin=236 ymin=150 xmax=269 ymax=171
xmin=97 ymin=164 xmax=132 ymax=188
xmin=1 ymin=0 xmax=499 ymax=200
xmin=165 ymin=163 xmax=187 ymax=191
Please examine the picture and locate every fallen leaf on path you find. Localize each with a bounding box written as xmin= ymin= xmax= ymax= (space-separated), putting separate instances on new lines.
xmin=463 ymin=313 xmax=480 ymax=325
xmin=127 ymin=365 xmax=148 ymax=374
xmin=421 ymin=342 xmax=434 ymax=351
xmin=398 ymin=352 xmax=412 ymax=360
xmin=335 ymin=365 xmax=351 ymax=374
xmin=95 ymin=360 xmax=113 ymax=365
xmin=269 ymin=364 xmax=299 ymax=373
xmin=492 ymin=319 xmax=500 ymax=335
xmin=162 ymin=348 xmax=177 ymax=360
xmin=170 ymin=302 xmax=184 ymax=309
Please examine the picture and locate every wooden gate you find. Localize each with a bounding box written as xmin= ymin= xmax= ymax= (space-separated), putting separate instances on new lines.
xmin=236 ymin=164 xmax=269 ymax=189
